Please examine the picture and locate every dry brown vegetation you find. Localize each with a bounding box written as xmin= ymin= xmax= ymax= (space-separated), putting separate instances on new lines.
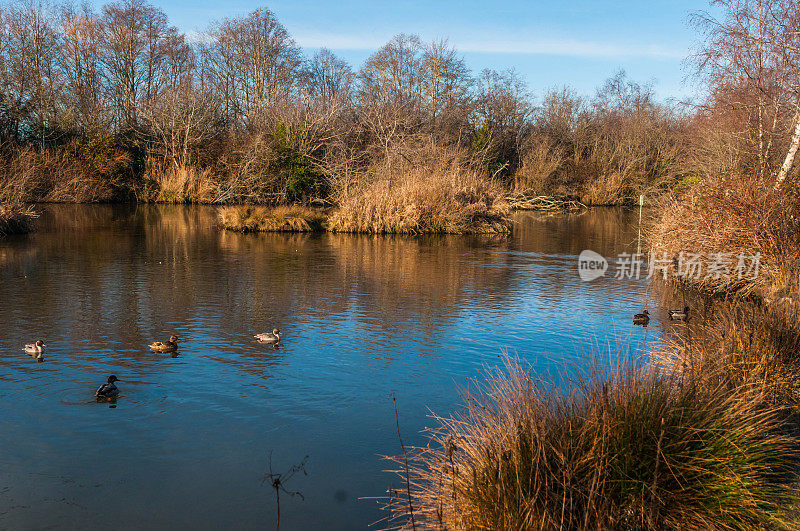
xmin=0 ymin=142 xmax=130 ymax=203
xmin=649 ymin=177 xmax=800 ymax=324
xmin=218 ymin=205 xmax=326 ymax=232
xmin=0 ymin=202 xmax=36 ymax=235
xmin=386 ymin=356 xmax=799 ymax=530
xmin=328 ymin=148 xmax=511 ymax=234
xmin=0 ymin=0 xmax=695 ymax=214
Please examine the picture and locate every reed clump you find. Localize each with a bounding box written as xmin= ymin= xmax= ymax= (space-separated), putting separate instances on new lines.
xmin=655 ymin=301 xmax=800 ymax=408
xmin=649 ymin=176 xmax=800 ymax=324
xmin=387 ymin=356 xmax=798 ymax=530
xmin=218 ymin=205 xmax=326 ymax=232
xmin=328 ymin=150 xmax=511 ymax=234
xmin=0 ymin=203 xmax=37 ymax=235
xmin=141 ymin=161 xmax=219 ymax=203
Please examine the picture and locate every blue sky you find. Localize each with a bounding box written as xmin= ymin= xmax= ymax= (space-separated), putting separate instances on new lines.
xmin=133 ymin=0 xmax=712 ymax=102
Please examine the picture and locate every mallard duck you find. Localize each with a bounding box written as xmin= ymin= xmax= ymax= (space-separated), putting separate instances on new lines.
xmin=23 ymin=340 xmax=45 ymax=355
xmin=95 ymin=375 xmax=119 ymax=400
xmin=254 ymin=329 xmax=280 ymax=344
xmin=149 ymin=335 xmax=178 ymax=353
xmin=669 ymin=306 xmax=690 ymax=321
xmin=633 ymin=310 xmax=650 ymax=325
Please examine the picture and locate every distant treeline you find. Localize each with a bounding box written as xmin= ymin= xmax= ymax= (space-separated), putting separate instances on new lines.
xmin=0 ymin=0 xmax=701 ymax=205
xmin=0 ymin=0 xmax=796 ymax=207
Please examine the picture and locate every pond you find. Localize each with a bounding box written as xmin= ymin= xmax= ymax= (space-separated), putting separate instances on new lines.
xmin=0 ymin=205 xmax=662 ymax=529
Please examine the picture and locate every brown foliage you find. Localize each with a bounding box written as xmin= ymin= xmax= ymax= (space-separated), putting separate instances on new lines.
xmin=386 ymin=355 xmax=798 ymax=530
xmin=328 ymin=146 xmax=511 ymax=234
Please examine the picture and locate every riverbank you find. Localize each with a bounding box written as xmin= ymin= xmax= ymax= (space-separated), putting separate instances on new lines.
xmin=386 ymin=176 xmax=800 ymax=529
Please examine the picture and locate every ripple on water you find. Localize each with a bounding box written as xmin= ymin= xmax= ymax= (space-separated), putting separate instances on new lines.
xmin=0 ymin=205 xmax=664 ymax=530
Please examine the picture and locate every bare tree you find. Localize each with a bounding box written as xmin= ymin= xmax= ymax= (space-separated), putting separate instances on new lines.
xmin=2 ymin=0 xmax=63 ymax=142
xmin=100 ymin=0 xmax=184 ymax=130
xmin=61 ymin=4 xmax=104 ymax=131
xmin=305 ymin=48 xmax=353 ymax=111
xmin=692 ymin=0 xmax=800 ymax=186
xmin=201 ymin=8 xmax=303 ymax=130
xmin=420 ymin=38 xmax=472 ymax=140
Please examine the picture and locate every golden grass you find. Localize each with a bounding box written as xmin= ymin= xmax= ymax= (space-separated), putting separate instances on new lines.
xmin=649 ymin=176 xmax=800 ymax=325
xmin=142 ymin=161 xmax=219 ymax=203
xmin=328 ymin=153 xmax=511 ymax=234
xmin=218 ymin=205 xmax=327 ymax=232
xmin=0 ymin=203 xmax=37 ymax=235
xmin=0 ymin=146 xmax=124 ymax=203
xmin=386 ymin=355 xmax=799 ymax=530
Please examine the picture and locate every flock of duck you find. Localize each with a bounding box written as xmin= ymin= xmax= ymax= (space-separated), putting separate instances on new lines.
xmin=21 ymin=309 xmax=681 ymax=399
xmin=21 ymin=328 xmax=282 ymax=401
xmin=633 ymin=306 xmax=690 ymax=326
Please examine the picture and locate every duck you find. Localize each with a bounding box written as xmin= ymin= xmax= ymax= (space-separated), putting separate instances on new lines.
xmin=633 ymin=310 xmax=650 ymax=325
xmin=149 ymin=335 xmax=179 ymax=353
xmin=669 ymin=306 xmax=690 ymax=321
xmin=95 ymin=375 xmax=120 ymax=400
xmin=254 ymin=329 xmax=280 ymax=344
xmin=23 ymin=340 xmax=45 ymax=355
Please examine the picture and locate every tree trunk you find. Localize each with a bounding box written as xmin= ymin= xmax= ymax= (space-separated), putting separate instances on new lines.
xmin=775 ymin=108 xmax=800 ymax=189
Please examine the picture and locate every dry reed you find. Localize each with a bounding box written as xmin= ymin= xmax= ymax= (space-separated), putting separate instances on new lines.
xmin=218 ymin=205 xmax=326 ymax=232
xmin=328 ymin=150 xmax=511 ymax=234
xmin=386 ymin=355 xmax=799 ymax=530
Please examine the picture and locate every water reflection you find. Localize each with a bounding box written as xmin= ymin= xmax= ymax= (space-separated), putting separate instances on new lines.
xmin=0 ymin=205 xmax=662 ymax=530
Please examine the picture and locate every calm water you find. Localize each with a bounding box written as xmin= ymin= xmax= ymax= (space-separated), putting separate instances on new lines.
xmin=0 ymin=205 xmax=663 ymax=529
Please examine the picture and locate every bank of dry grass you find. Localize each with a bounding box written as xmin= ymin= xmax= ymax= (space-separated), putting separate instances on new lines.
xmin=655 ymin=301 xmax=800 ymax=408
xmin=218 ymin=205 xmax=326 ymax=232
xmin=0 ymin=141 xmax=130 ymax=203
xmin=649 ymin=176 xmax=800 ymax=325
xmin=387 ymin=356 xmax=798 ymax=530
xmin=328 ymin=153 xmax=511 ymax=234
xmin=0 ymin=203 xmax=36 ymax=235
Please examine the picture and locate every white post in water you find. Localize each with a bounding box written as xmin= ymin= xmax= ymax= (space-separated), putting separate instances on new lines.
xmin=636 ymin=194 xmax=644 ymax=257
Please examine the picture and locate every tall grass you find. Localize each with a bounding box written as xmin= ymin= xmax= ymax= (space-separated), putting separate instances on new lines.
xmin=387 ymin=356 xmax=798 ymax=530
xmin=141 ymin=161 xmax=219 ymax=203
xmin=218 ymin=205 xmax=326 ymax=232
xmin=328 ymin=149 xmax=511 ymax=234
xmin=649 ymin=176 xmax=800 ymax=324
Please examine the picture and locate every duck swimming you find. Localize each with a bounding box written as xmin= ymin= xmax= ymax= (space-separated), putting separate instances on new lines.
xmin=149 ymin=335 xmax=179 ymax=353
xmin=23 ymin=340 xmax=45 ymax=355
xmin=95 ymin=375 xmax=119 ymax=400
xmin=669 ymin=306 xmax=690 ymax=321
xmin=633 ymin=310 xmax=650 ymax=325
xmin=254 ymin=329 xmax=280 ymax=344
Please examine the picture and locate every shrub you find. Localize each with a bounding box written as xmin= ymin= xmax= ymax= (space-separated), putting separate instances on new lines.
xmin=0 ymin=203 xmax=36 ymax=235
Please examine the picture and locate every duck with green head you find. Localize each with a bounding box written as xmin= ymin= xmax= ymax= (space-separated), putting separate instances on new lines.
xmin=95 ymin=375 xmax=120 ymax=400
